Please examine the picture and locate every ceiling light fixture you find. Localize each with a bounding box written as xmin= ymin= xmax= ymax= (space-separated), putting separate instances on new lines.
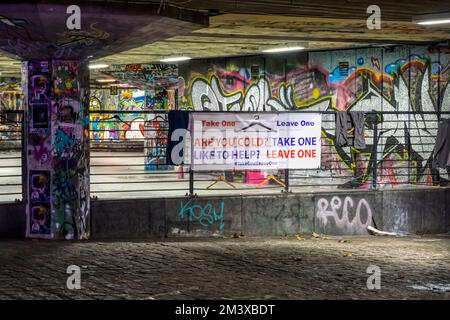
xmin=413 ymin=12 xmax=450 ymax=25
xmin=110 ymin=83 xmax=132 ymax=88
xmin=97 ymin=78 xmax=116 ymax=83
xmin=89 ymin=63 xmax=109 ymax=69
xmin=262 ymin=46 xmax=305 ymax=53
xmin=160 ymin=56 xmax=191 ymax=63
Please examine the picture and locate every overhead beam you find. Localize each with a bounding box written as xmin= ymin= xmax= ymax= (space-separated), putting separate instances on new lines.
xmin=188 ymin=32 xmax=434 ymax=45
xmin=167 ymin=0 xmax=450 ymax=21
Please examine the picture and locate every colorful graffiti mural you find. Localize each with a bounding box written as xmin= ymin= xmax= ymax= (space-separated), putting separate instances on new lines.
xmin=0 ymin=79 xmax=22 ymax=147
xmin=178 ymin=46 xmax=450 ymax=188
xmin=119 ymin=89 xmax=146 ymax=110
xmin=146 ymin=88 xmax=175 ymax=110
xmin=90 ymin=88 xmax=119 ymax=111
xmin=89 ymin=87 xmax=175 ymax=143
xmin=88 ymin=88 xmax=170 ymax=170
xmin=0 ymin=78 xmax=22 ymax=111
xmin=144 ymin=114 xmax=169 ymax=170
xmin=88 ymin=66 xmax=175 ymax=169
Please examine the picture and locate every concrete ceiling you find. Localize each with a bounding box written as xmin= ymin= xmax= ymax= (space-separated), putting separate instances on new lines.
xmin=2 ymin=0 xmax=450 ymax=78
xmin=0 ymin=1 xmax=207 ymax=76
xmin=166 ymin=0 xmax=450 ymax=20
xmin=94 ymin=13 xmax=450 ymax=66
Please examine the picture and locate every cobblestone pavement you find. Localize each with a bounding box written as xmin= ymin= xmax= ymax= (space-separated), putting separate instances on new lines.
xmin=0 ymin=235 xmax=449 ymax=300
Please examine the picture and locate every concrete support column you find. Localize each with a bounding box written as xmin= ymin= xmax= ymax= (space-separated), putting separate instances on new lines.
xmin=24 ymin=60 xmax=90 ymax=239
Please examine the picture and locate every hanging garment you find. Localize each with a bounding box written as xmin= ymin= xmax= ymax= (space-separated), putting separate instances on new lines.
xmin=432 ymin=118 xmax=450 ymax=170
xmin=166 ymin=110 xmax=190 ymax=165
xmin=335 ymin=111 xmax=366 ymax=149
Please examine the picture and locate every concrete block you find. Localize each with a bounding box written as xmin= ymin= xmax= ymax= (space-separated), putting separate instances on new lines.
xmin=165 ymin=197 xmax=192 ymax=237
xmin=84 ymin=188 xmax=450 ymax=239
xmin=447 ymin=188 xmax=450 ymax=232
xmin=0 ymin=202 xmax=26 ymax=238
xmin=417 ymin=190 xmax=447 ymax=234
xmin=91 ymin=199 xmax=164 ymax=239
xmin=382 ymin=190 xmax=414 ymax=234
xmin=243 ymin=194 xmax=314 ymax=236
xmin=382 ymin=189 xmax=446 ymax=234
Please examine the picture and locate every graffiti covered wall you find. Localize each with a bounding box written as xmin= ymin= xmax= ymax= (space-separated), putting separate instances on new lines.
xmin=0 ymin=77 xmax=23 ymax=111
xmin=178 ymin=46 xmax=450 ymax=189
xmin=0 ymin=78 xmax=23 ymax=147
xmin=89 ymin=88 xmax=145 ymax=142
xmin=89 ymin=63 xmax=178 ymax=144
xmin=25 ymin=60 xmax=90 ymax=239
xmin=102 ymin=63 xmax=178 ymax=91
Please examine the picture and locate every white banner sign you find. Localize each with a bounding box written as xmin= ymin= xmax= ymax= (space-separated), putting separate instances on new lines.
xmin=190 ymin=112 xmax=322 ymax=170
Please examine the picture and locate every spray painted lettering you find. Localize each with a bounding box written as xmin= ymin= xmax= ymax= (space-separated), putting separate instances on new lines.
xmin=179 ymin=200 xmax=225 ymax=230
xmin=315 ymin=196 xmax=373 ymax=234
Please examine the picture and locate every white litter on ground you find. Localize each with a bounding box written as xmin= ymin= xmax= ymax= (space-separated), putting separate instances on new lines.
xmin=409 ymin=283 xmax=450 ymax=292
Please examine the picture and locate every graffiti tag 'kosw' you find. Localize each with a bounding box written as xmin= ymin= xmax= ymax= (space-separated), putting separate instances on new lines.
xmin=179 ymin=200 xmax=225 ymax=231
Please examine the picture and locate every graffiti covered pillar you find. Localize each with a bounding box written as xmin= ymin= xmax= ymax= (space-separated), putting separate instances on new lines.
xmin=24 ymin=60 xmax=90 ymax=239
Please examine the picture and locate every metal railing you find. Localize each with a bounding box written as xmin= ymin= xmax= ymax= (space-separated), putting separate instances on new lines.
xmin=88 ymin=109 xmax=450 ymax=199
xmin=0 ymin=110 xmax=24 ymax=202
xmin=0 ymin=109 xmax=447 ymax=202
xmin=89 ymin=110 xmax=186 ymax=198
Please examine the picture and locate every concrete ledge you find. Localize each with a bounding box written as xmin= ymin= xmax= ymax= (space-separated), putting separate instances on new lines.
xmin=447 ymin=188 xmax=450 ymax=231
xmin=89 ymin=188 xmax=449 ymax=239
xmin=1 ymin=188 xmax=449 ymax=239
xmin=243 ymin=194 xmax=314 ymax=236
xmin=0 ymin=202 xmax=26 ymax=238
xmin=91 ymin=198 xmax=165 ymax=239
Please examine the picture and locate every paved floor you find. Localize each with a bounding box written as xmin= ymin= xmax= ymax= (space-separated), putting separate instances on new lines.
xmin=0 ymin=235 xmax=449 ymax=300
